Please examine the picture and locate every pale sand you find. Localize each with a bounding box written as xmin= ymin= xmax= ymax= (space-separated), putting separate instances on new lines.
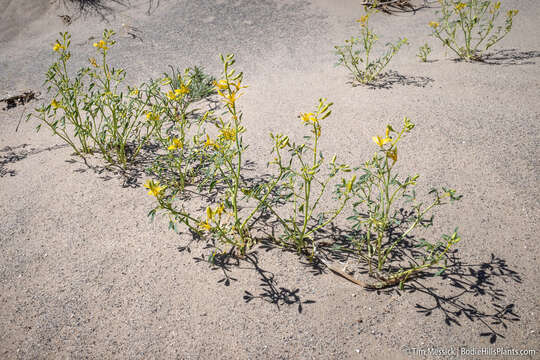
xmin=1 ymin=0 xmax=539 ymax=358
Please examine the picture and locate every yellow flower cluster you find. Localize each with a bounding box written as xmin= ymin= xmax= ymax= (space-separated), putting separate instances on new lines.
xmin=300 ymin=112 xmax=318 ymax=123
xmin=53 ymin=42 xmax=65 ymax=52
xmin=373 ymin=125 xmax=399 ymax=163
xmin=166 ymin=85 xmax=190 ymax=101
xmin=93 ymin=40 xmax=108 ymax=50
xmin=219 ymin=127 xmax=236 ymax=141
xmin=215 ymin=78 xmax=246 ymax=106
xmin=454 ymin=2 xmax=466 ymax=12
xmin=357 ymin=14 xmax=369 ymax=27
xmin=144 ymin=180 xmax=164 ymax=197
xmin=167 ymin=138 xmax=183 ymax=151
xmin=429 ymin=21 xmax=439 ymax=29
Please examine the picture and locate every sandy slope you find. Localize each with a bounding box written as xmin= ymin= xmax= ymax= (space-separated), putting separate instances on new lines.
xmin=1 ymin=0 xmax=539 ymax=358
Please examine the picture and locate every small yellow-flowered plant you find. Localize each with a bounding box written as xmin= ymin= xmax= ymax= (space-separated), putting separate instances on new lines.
xmin=32 ymin=30 xmax=163 ymax=170
xmin=417 ymin=42 xmax=432 ymax=62
xmin=337 ymin=117 xmax=462 ymax=288
xmin=263 ymin=98 xmax=354 ymax=254
xmin=430 ymin=0 xmax=518 ymax=61
xmin=335 ymin=6 xmax=408 ymax=84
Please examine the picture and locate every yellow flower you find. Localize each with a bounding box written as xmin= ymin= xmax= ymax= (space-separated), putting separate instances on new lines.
xmin=53 ymin=42 xmax=65 ymax=52
xmin=215 ymin=204 xmax=224 ymax=217
xmin=429 ymin=21 xmax=439 ymax=29
xmin=214 ymin=79 xmax=228 ymax=90
xmin=454 ymin=2 xmax=466 ymax=12
xmin=204 ymin=134 xmax=219 ymax=149
xmin=89 ymin=57 xmax=98 ymax=67
xmin=166 ymin=90 xmax=176 ymax=100
xmin=93 ymin=40 xmax=108 ymax=50
xmin=199 ymin=220 xmax=211 ymax=231
xmin=223 ymin=91 xmax=239 ymax=105
xmin=146 ymin=112 xmax=159 ymax=122
xmin=167 ymin=85 xmax=190 ymax=101
xmin=51 ymin=99 xmax=60 ymax=109
xmin=129 ymin=88 xmax=139 ymax=96
xmin=177 ymin=84 xmax=190 ymax=95
xmin=219 ymin=127 xmax=236 ymax=141
xmin=494 ymin=1 xmax=501 ymax=10
xmin=357 ymin=15 xmax=369 ymax=26
xmin=144 ymin=180 xmax=164 ymax=197
xmin=386 ymin=148 xmax=398 ymax=163
xmin=300 ymin=112 xmax=317 ymax=123
xmin=167 ymin=138 xmax=183 ymax=151
xmin=372 ymin=135 xmax=391 ymax=147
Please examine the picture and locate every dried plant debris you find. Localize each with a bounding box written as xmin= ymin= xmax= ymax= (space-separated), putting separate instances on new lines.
xmin=360 ymin=0 xmax=423 ymax=13
xmin=1 ymin=90 xmax=39 ymax=110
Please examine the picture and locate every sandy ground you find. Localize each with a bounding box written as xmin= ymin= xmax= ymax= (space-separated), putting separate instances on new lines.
xmin=1 ymin=0 xmax=539 ymax=358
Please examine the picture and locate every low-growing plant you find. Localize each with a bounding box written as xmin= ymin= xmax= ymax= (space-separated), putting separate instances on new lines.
xmin=336 ymin=117 xmax=462 ymax=288
xmin=417 ymin=42 xmax=432 ymax=62
xmin=32 ymin=30 xmax=163 ymax=169
xmin=147 ymin=54 xmax=258 ymax=257
xmin=429 ymin=0 xmax=518 ymax=61
xmin=146 ymin=66 xmax=216 ymax=190
xmin=146 ymin=55 xmax=356 ymax=259
xmin=255 ymin=100 xmax=354 ymax=256
xmin=335 ymin=6 xmax=408 ymax=84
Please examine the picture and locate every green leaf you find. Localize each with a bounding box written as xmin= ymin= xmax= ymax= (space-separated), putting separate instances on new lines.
xmin=434 ymin=268 xmax=446 ymax=276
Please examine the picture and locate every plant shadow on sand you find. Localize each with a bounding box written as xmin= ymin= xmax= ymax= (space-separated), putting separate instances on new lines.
xmin=67 ymin=141 xmax=162 ymax=188
xmin=55 ymin=0 xmax=160 ymax=21
xmin=60 ymin=128 xmax=522 ymax=337
xmin=191 ymin=247 xmax=316 ymax=313
xmin=0 ymin=143 xmax=68 ymax=177
xmin=314 ymin=221 xmax=522 ymax=344
xmin=406 ymin=252 xmax=521 ymax=344
xmin=55 ymin=0 xmax=129 ymax=21
xmin=182 ymin=209 xmax=521 ymax=341
xmin=451 ymin=49 xmax=540 ymax=66
xmin=349 ymin=70 xmax=434 ymax=89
